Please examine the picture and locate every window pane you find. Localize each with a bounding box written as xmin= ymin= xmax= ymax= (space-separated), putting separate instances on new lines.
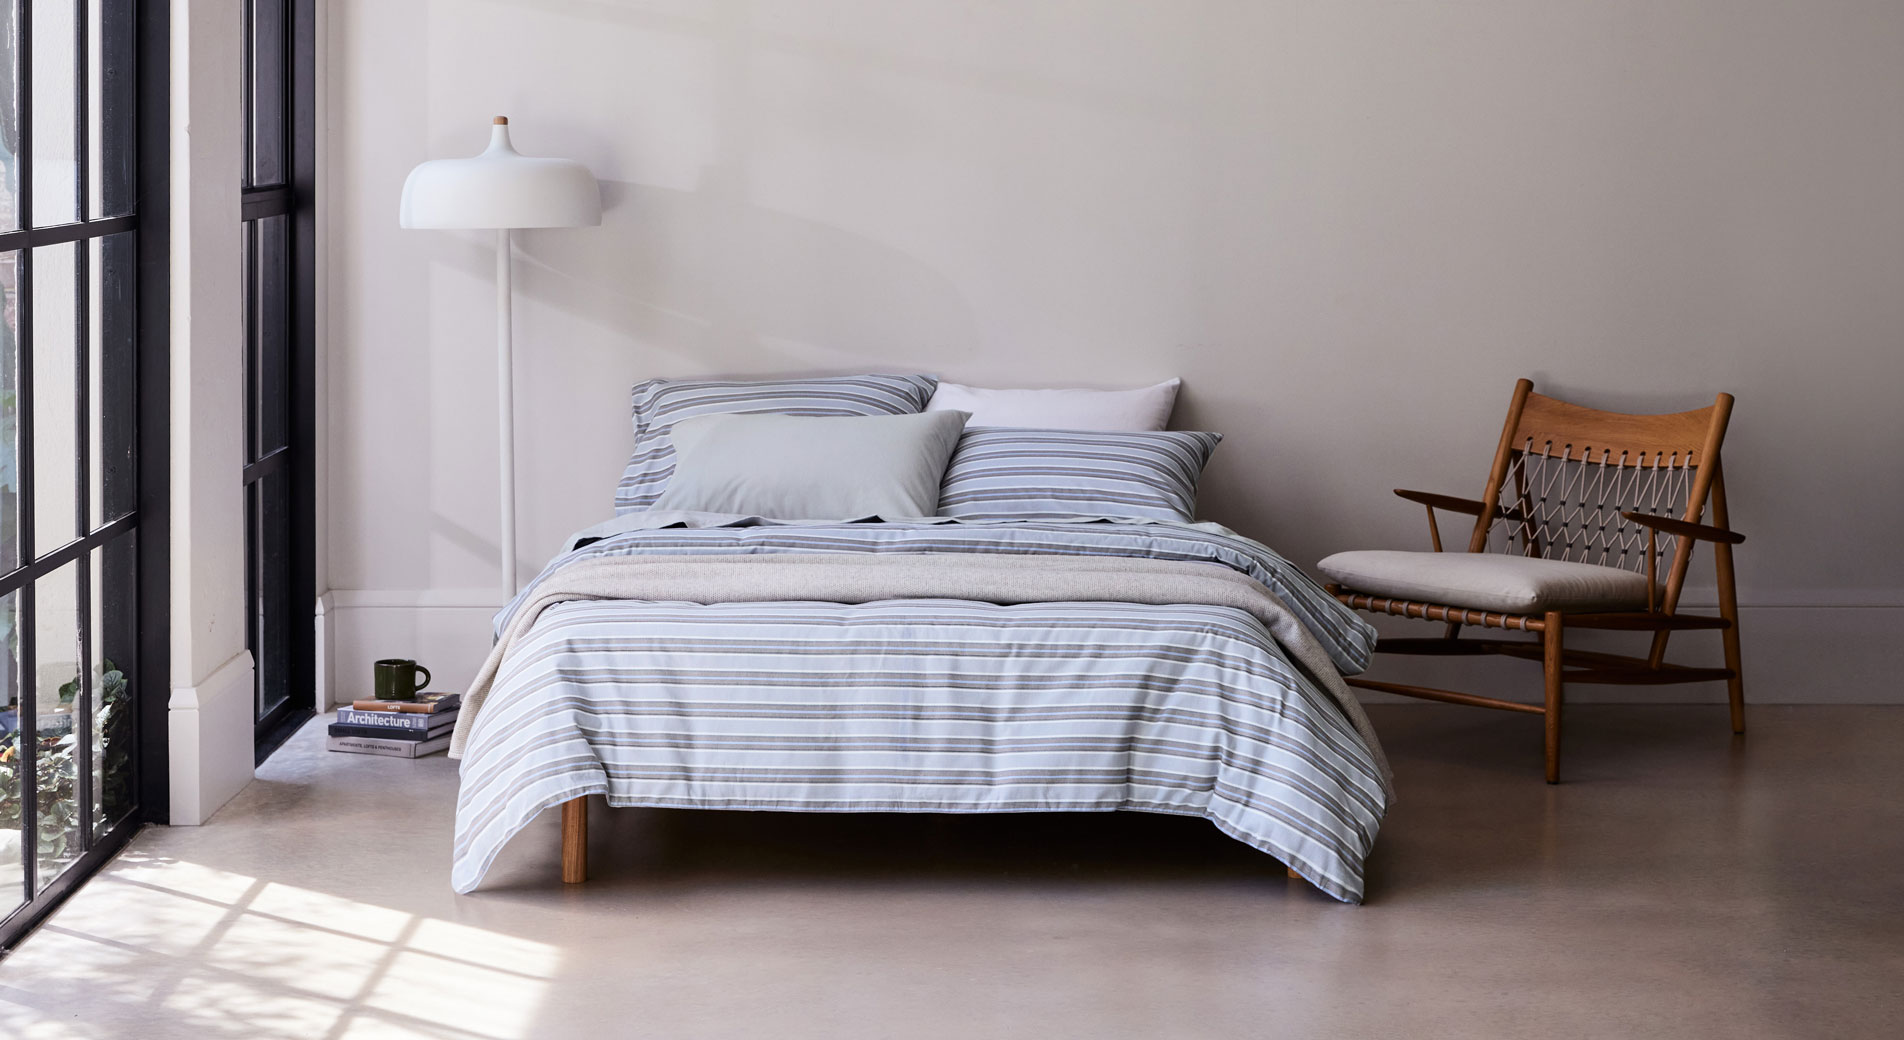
xmin=32 ymin=560 xmax=82 ymax=888
xmin=88 ymin=0 xmax=134 ymax=219
xmin=30 ymin=0 xmax=79 ymax=227
xmin=0 ymin=1 xmax=20 ymax=233
xmin=241 ymin=220 xmax=255 ymax=461
xmin=250 ymin=474 xmax=292 ymax=719
xmin=88 ymin=232 xmax=132 ymax=528
xmin=253 ymin=214 xmax=290 ymax=456
xmin=91 ymin=532 xmax=133 ymax=836
xmin=0 ymin=248 xmax=18 ymax=572
xmin=0 ymin=588 xmax=21 ymax=911
xmin=248 ymin=0 xmax=286 ymax=187
xmin=32 ymin=242 xmax=79 ymax=547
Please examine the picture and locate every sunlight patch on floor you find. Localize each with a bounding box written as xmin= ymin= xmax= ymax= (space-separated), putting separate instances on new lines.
xmin=0 ymin=850 xmax=557 ymax=1040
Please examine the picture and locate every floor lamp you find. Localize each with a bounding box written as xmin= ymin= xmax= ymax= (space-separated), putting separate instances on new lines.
xmin=399 ymin=117 xmax=601 ymax=599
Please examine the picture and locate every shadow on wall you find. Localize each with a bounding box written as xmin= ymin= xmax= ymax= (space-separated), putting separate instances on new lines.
xmin=417 ymin=175 xmax=980 ymax=377
xmin=406 ymin=172 xmax=984 ymax=578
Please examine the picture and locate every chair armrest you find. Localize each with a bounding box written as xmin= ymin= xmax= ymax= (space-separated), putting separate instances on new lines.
xmin=1393 ymin=489 xmax=1487 ymax=515
xmin=1621 ymin=511 xmax=1745 ymax=545
xmin=1395 ymin=489 xmax=1490 ymax=553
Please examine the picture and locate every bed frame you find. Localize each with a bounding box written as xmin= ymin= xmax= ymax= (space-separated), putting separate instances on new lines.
xmin=555 ymin=796 xmax=1304 ymax=885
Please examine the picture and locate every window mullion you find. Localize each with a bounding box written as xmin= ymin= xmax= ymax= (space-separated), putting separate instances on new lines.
xmin=0 ymin=217 xmax=138 ymax=254
xmin=75 ymin=548 xmax=93 ymax=851
xmin=240 ymin=0 xmax=252 ymax=188
xmin=18 ymin=581 xmax=36 ymax=900
xmin=18 ymin=0 xmax=31 ymax=231
xmin=75 ymin=240 xmax=95 ymax=856
xmin=74 ymin=0 xmax=88 ymax=222
xmin=17 ymin=246 xmax=32 ymax=594
xmin=74 ymin=0 xmax=98 ymax=854
xmin=0 ymin=512 xmax=138 ymax=600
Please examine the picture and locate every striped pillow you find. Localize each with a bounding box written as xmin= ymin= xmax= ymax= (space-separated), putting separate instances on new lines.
xmin=936 ymin=428 xmax=1221 ymax=523
xmin=615 ymin=374 xmax=938 ymax=513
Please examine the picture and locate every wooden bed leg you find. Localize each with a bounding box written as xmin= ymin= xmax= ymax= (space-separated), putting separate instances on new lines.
xmin=1286 ymin=865 xmax=1301 ymax=881
xmin=561 ymin=797 xmax=588 ymax=884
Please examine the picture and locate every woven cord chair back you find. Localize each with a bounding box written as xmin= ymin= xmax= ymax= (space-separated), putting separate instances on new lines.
xmin=1466 ymin=380 xmax=1734 ymax=617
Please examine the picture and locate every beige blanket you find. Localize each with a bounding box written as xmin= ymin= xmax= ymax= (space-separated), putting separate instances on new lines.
xmin=450 ymin=553 xmax=1392 ymax=793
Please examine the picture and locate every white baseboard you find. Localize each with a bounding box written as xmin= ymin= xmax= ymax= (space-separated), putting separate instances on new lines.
xmin=313 ymin=591 xmax=335 ymax=714
xmin=315 ymin=593 xmax=1904 ymax=708
xmin=169 ymin=650 xmax=257 ymax=825
xmin=318 ymin=590 xmax=502 ymax=709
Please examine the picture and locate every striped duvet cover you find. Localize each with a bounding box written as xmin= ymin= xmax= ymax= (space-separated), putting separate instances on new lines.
xmin=453 ymin=518 xmax=1390 ymax=903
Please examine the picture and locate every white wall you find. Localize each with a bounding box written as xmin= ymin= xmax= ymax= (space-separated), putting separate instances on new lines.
xmin=322 ymin=1 xmax=1904 ymax=705
xmin=169 ymin=0 xmax=255 ymax=824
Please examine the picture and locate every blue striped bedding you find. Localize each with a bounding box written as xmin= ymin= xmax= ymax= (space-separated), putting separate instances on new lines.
xmin=455 ymin=517 xmax=1389 ymax=902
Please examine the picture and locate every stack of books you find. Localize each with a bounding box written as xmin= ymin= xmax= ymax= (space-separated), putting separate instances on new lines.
xmin=326 ymin=693 xmax=461 ymax=758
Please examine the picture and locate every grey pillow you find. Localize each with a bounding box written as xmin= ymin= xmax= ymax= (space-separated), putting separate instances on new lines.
xmin=651 ymin=411 xmax=971 ymax=520
xmin=614 ymin=374 xmax=939 ymax=514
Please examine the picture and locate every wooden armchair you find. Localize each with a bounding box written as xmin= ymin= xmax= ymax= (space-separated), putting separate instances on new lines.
xmin=1318 ymin=379 xmax=1743 ymax=782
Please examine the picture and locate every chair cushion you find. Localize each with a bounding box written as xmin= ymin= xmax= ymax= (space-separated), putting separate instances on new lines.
xmin=1317 ymin=550 xmax=1652 ymax=615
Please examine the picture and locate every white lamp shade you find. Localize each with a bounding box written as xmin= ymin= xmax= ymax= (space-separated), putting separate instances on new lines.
xmin=399 ymin=119 xmax=601 ymax=230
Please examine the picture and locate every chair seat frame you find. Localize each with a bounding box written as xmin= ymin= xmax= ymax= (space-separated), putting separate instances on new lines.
xmin=1331 ymin=379 xmax=1744 ymax=782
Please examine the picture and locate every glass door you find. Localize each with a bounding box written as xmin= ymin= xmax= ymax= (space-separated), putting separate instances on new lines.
xmin=1 ymin=0 xmax=156 ymax=948
xmin=241 ymin=0 xmax=313 ymax=757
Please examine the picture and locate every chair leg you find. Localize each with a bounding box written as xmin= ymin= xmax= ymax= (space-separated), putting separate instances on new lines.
xmin=1715 ymin=542 xmax=1746 ymax=735
xmin=1543 ymin=611 xmax=1564 ymax=784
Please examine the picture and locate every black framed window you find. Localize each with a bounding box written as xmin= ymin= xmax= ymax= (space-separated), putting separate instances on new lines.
xmin=242 ymin=0 xmax=314 ymax=758
xmin=1 ymin=0 xmax=166 ymax=952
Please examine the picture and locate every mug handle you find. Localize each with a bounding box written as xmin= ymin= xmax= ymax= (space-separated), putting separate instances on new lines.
xmin=413 ymin=664 xmax=431 ymax=691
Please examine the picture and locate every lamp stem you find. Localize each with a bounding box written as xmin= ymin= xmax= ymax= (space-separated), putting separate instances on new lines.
xmin=497 ymin=228 xmax=518 ymax=600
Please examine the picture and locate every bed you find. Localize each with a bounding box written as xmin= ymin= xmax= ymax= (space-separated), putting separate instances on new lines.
xmin=448 ymin=514 xmax=1392 ymax=903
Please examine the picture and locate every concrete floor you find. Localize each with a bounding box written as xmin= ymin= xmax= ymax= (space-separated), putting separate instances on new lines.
xmin=0 ymin=704 xmax=1898 ymax=1039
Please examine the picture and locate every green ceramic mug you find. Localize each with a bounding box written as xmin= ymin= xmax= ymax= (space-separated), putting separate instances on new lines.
xmin=373 ymin=659 xmax=431 ymax=702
